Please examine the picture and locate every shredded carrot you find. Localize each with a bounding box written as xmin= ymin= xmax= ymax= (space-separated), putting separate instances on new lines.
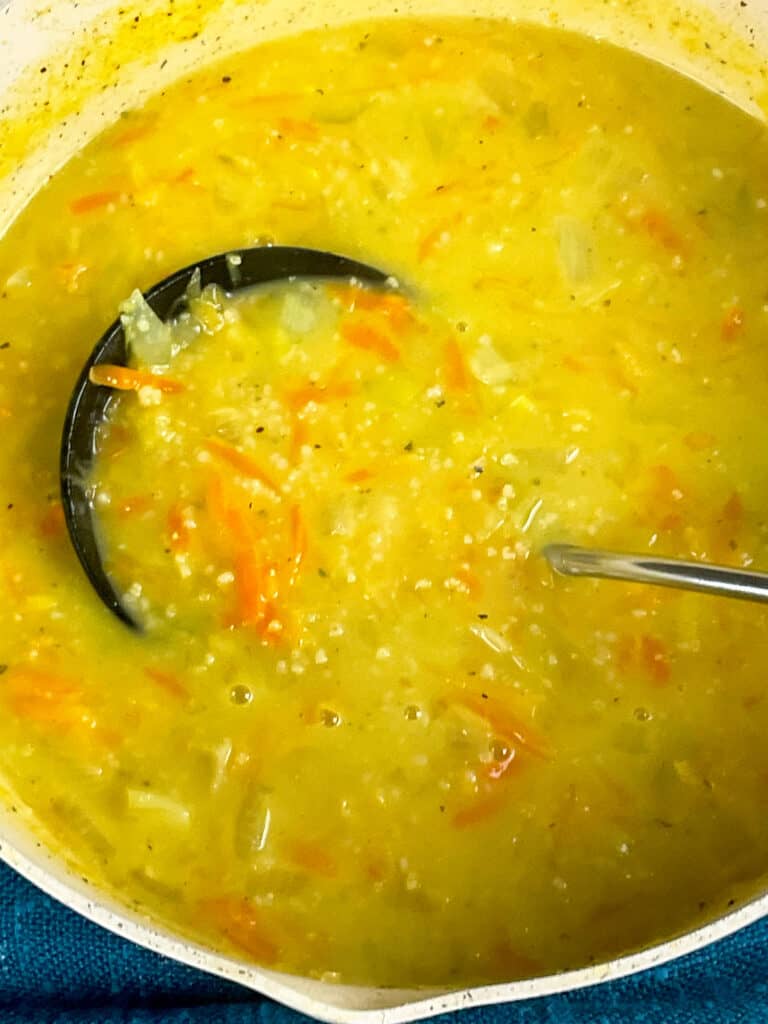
xmin=418 ymin=213 xmax=462 ymax=262
xmin=166 ymin=503 xmax=191 ymax=555
xmin=203 ymin=437 xmax=281 ymax=497
xmin=636 ymin=207 xmax=686 ymax=254
xmin=711 ymin=490 xmax=744 ymax=561
xmin=721 ymin=491 xmax=743 ymax=527
xmin=205 ymin=473 xmax=248 ymax=546
xmin=365 ymin=856 xmax=388 ymax=882
xmin=277 ymin=117 xmax=319 ymax=142
xmin=346 ymin=468 xmax=374 ymax=484
xmin=284 ymin=380 xmax=356 ymax=412
xmin=289 ymin=413 xmax=309 ymax=461
xmin=649 ymin=464 xmax=684 ymax=506
xmin=39 ymin=502 xmax=65 ymax=539
xmin=286 ymin=838 xmax=337 ymax=878
xmin=200 ymin=897 xmax=279 ymax=964
xmin=452 ymin=790 xmax=508 ymax=829
xmin=233 ymin=548 xmax=271 ymax=627
xmin=172 ymin=166 xmax=198 ymax=186
xmin=89 ymin=364 xmax=185 ymax=394
xmin=204 ymin=472 xmax=291 ymax=642
xmin=641 ymin=634 xmax=671 ymax=685
xmin=658 ymin=513 xmax=683 ymax=532
xmin=454 ymin=692 xmax=550 ymax=760
xmin=70 ymin=191 xmax=122 ymax=215
xmin=205 ymin=474 xmax=274 ymax=636
xmin=444 ymin=338 xmax=472 ymax=392
xmin=340 ymin=321 xmax=400 ymax=363
xmin=5 ymin=667 xmax=86 ymax=729
xmin=721 ymin=305 xmax=745 ymax=342
xmin=455 ymin=566 xmax=481 ymax=596
xmin=144 ymin=667 xmax=188 ymax=700
xmin=331 ymin=286 xmax=414 ymax=330
xmin=115 ymin=494 xmax=152 ymax=517
xmin=684 ymin=430 xmax=715 ymax=452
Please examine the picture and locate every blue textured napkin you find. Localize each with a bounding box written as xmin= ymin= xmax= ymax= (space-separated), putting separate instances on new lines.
xmin=0 ymin=860 xmax=766 ymax=1023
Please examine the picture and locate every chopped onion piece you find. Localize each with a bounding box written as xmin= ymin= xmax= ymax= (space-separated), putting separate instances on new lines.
xmin=127 ymin=788 xmax=191 ymax=826
xmin=120 ymin=289 xmax=173 ymax=368
xmin=556 ymin=215 xmax=595 ymax=284
xmin=469 ymin=338 xmax=515 ymax=386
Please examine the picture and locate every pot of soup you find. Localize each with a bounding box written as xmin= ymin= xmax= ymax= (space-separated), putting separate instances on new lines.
xmin=0 ymin=0 xmax=767 ymax=1019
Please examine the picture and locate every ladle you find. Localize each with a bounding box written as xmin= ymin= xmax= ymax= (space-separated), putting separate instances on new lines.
xmin=60 ymin=245 xmax=768 ymax=629
xmin=60 ymin=246 xmax=389 ymax=630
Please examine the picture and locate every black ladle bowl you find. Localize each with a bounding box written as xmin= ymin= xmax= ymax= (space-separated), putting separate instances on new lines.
xmin=60 ymin=246 xmax=391 ymax=630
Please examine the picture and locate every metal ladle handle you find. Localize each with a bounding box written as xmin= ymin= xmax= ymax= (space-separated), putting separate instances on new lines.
xmin=543 ymin=544 xmax=768 ymax=604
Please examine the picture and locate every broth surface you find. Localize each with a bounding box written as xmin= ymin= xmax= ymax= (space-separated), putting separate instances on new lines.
xmin=2 ymin=17 xmax=768 ymax=986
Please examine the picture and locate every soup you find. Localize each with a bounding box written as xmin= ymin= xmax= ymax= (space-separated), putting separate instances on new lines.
xmin=2 ymin=15 xmax=768 ymax=988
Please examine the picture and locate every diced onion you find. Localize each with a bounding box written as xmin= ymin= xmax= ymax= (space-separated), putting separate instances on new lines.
xmin=127 ymin=788 xmax=191 ymax=827
xmin=120 ymin=289 xmax=173 ymax=368
xmin=556 ymin=215 xmax=595 ymax=284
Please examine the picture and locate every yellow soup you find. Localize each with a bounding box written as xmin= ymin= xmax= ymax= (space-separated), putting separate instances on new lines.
xmin=2 ymin=15 xmax=768 ymax=988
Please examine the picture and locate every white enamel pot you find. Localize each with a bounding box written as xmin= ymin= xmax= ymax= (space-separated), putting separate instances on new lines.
xmin=0 ymin=0 xmax=767 ymax=1019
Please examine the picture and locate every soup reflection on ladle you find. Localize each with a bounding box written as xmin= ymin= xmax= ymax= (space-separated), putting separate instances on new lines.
xmin=60 ymin=245 xmax=768 ymax=630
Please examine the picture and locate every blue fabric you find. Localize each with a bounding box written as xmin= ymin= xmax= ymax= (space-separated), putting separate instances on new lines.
xmin=0 ymin=860 xmax=766 ymax=1023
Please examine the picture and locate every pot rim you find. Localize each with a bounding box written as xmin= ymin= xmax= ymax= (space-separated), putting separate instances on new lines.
xmin=1 ymin=824 xmax=765 ymax=1023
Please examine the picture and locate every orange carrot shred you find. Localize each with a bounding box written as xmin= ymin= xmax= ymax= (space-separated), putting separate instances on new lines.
xmin=173 ymin=166 xmax=198 ymax=186
xmin=455 ymin=567 xmax=481 ymax=596
xmin=203 ymin=438 xmax=281 ymax=497
xmin=455 ymin=692 xmax=550 ymax=760
xmin=418 ymin=214 xmax=462 ymax=262
xmin=331 ymin=286 xmax=414 ymax=329
xmin=284 ymin=380 xmax=356 ymax=412
xmin=346 ymin=468 xmax=374 ymax=484
xmin=201 ymin=897 xmax=279 ymax=964
xmin=89 ymin=364 xmax=185 ymax=394
xmin=289 ymin=413 xmax=309 ymax=461
xmin=722 ymin=491 xmax=743 ymax=526
xmin=70 ymin=191 xmax=122 ymax=215
xmin=444 ymin=338 xmax=472 ymax=392
xmin=637 ymin=208 xmax=686 ymax=254
xmin=39 ymin=502 xmax=65 ymax=539
xmin=641 ymin=634 xmax=671 ymax=685
xmin=721 ymin=306 xmax=745 ymax=342
xmin=5 ymin=667 xmax=85 ymax=729
xmin=144 ymin=667 xmax=188 ymax=700
xmin=277 ymin=117 xmax=319 ymax=142
xmin=116 ymin=494 xmax=152 ymax=517
xmin=286 ymin=838 xmax=337 ymax=877
xmin=340 ymin=321 xmax=399 ymax=363
xmin=452 ymin=791 xmax=508 ymax=829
